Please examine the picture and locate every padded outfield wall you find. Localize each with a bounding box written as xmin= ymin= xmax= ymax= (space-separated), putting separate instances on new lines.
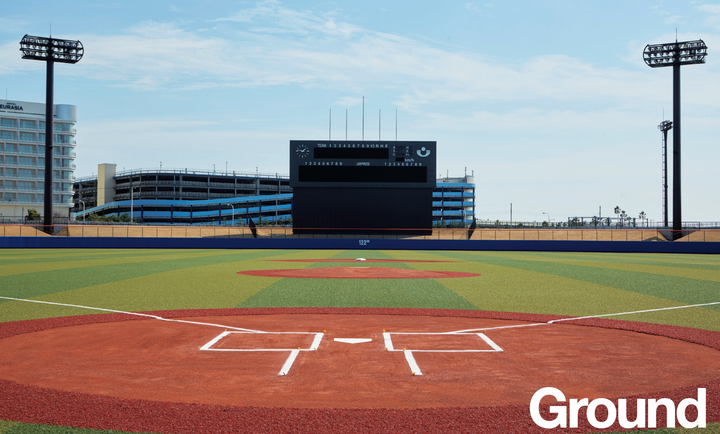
xmin=2 ymin=235 xmax=720 ymax=254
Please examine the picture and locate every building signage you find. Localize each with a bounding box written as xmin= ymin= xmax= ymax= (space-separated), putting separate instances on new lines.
xmin=0 ymin=102 xmax=24 ymax=111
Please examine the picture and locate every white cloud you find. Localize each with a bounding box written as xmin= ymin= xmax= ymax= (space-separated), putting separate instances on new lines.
xmin=464 ymin=3 xmax=481 ymax=13
xmin=335 ymin=96 xmax=364 ymax=107
xmin=215 ymin=0 xmax=361 ymax=37
xmin=697 ymin=3 xmax=720 ymax=29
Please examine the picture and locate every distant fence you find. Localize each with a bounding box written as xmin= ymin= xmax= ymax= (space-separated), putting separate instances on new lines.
xmin=2 ymin=224 xmax=720 ymax=242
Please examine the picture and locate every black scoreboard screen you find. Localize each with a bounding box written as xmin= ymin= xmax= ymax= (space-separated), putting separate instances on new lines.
xmin=289 ymin=140 xmax=436 ymax=235
xmin=299 ymin=165 xmax=427 ymax=184
xmin=290 ymin=140 xmax=436 ymax=189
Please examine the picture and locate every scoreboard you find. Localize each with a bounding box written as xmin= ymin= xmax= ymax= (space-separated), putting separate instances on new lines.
xmin=289 ymin=140 xmax=436 ymax=234
xmin=290 ymin=140 xmax=436 ymax=188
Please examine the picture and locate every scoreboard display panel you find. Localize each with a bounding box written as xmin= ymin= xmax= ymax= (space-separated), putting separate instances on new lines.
xmin=290 ymin=141 xmax=436 ymax=189
xmin=289 ymin=140 xmax=436 ymax=235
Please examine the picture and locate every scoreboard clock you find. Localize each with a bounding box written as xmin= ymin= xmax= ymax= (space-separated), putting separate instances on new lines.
xmin=289 ymin=140 xmax=436 ymax=235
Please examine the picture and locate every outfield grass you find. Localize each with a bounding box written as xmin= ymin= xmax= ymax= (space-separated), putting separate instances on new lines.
xmin=0 ymin=248 xmax=719 ymax=434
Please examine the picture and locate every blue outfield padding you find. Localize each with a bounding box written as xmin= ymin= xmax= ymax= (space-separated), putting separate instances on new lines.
xmin=1 ymin=236 xmax=720 ymax=254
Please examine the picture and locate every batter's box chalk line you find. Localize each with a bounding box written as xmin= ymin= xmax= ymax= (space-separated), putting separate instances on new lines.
xmin=4 ymin=296 xmax=720 ymax=377
xmin=200 ymin=331 xmax=324 ymax=376
xmin=383 ymin=332 xmax=503 ymax=376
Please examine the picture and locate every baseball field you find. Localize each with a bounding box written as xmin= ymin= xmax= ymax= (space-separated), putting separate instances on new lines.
xmin=0 ymin=248 xmax=719 ymax=433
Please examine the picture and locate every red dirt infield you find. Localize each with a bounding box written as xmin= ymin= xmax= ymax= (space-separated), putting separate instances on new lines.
xmin=265 ymin=259 xmax=457 ymax=262
xmin=0 ymin=308 xmax=718 ymax=434
xmin=238 ymin=266 xmax=481 ymax=279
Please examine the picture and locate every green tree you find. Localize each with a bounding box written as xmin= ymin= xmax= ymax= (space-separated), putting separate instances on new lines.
xmin=26 ymin=209 xmax=41 ymax=221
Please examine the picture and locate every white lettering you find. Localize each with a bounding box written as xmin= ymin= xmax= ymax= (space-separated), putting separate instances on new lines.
xmin=531 ymin=388 xmax=706 ymax=430
xmin=530 ymin=387 xmax=567 ymax=429
xmin=618 ymin=399 xmax=646 ymax=428
xmin=568 ymin=398 xmax=588 ymax=428
xmin=677 ymin=388 xmax=706 ymax=428
xmin=587 ymin=398 xmax=616 ymax=429
xmin=648 ymin=398 xmax=675 ymax=428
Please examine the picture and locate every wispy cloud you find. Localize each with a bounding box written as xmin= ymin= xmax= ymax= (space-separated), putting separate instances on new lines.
xmin=697 ymin=3 xmax=720 ymax=29
xmin=335 ymin=96 xmax=364 ymax=107
xmin=215 ymin=0 xmax=361 ymax=37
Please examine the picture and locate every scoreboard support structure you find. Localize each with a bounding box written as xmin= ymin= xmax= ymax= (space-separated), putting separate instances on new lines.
xmin=289 ymin=141 xmax=437 ymax=235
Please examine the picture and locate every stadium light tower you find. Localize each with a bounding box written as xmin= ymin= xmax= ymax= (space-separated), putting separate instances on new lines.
xmin=658 ymin=120 xmax=672 ymax=228
xmin=20 ymin=34 xmax=84 ymax=232
xmin=643 ymin=39 xmax=707 ymax=239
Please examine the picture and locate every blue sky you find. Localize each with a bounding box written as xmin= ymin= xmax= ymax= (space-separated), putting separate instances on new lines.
xmin=2 ymin=1 xmax=719 ymax=223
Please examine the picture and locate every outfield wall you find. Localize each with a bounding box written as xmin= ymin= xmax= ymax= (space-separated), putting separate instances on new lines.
xmin=2 ymin=235 xmax=720 ymax=254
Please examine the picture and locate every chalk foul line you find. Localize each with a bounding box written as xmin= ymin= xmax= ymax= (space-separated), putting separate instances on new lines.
xmin=0 ymin=296 xmax=266 ymax=333
xmin=446 ymin=301 xmax=720 ymax=334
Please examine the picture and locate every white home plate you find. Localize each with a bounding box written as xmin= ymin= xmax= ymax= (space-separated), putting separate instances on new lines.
xmin=334 ymin=338 xmax=372 ymax=344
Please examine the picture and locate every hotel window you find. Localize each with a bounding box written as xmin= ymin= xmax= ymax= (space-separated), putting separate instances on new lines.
xmin=0 ymin=119 xmax=15 ymax=128
xmin=5 ymin=143 xmax=17 ymax=152
xmin=18 ymin=181 xmax=33 ymax=190
xmin=39 ymin=122 xmax=45 ymax=131
xmin=18 ymin=193 xmax=33 ymax=203
xmin=19 ymin=132 xmax=34 ymax=142
xmin=19 ymin=120 xmax=35 ymax=129
xmin=5 ymin=169 xmax=17 ymax=178
xmin=19 ymin=144 xmax=34 ymax=154
xmin=0 ymin=131 xmax=15 ymax=140
xmin=18 ymin=169 xmax=34 ymax=178
xmin=19 ymin=157 xmax=34 ymax=166
xmin=6 ymin=156 xmax=17 ymax=165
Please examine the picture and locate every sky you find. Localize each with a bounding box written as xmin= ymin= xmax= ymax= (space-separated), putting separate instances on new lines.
xmin=1 ymin=0 xmax=719 ymax=224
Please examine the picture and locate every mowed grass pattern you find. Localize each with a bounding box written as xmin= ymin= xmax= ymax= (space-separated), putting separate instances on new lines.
xmin=0 ymin=248 xmax=719 ymax=434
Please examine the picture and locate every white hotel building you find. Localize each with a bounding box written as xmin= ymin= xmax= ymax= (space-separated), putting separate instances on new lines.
xmin=0 ymin=99 xmax=77 ymax=221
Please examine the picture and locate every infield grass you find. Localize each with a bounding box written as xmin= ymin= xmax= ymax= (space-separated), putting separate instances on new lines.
xmin=1 ymin=248 xmax=719 ymax=434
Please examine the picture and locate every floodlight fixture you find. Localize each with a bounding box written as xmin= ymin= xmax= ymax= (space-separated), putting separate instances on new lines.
xmin=643 ymin=40 xmax=707 ymax=67
xmin=643 ymin=39 xmax=707 ymax=239
xmin=20 ymin=35 xmax=84 ymax=63
xmin=20 ymin=34 xmax=83 ymax=232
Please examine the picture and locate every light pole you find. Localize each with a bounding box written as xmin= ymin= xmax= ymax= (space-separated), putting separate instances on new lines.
xmin=542 ymin=212 xmax=550 ymax=225
xmin=130 ymin=183 xmax=138 ymax=224
xmin=644 ymin=39 xmax=707 ymax=238
xmin=20 ymin=34 xmax=83 ymax=233
xmin=658 ymin=120 xmax=672 ymax=227
xmin=229 ymin=204 xmax=235 ymax=225
xmin=78 ymin=199 xmax=85 ymax=222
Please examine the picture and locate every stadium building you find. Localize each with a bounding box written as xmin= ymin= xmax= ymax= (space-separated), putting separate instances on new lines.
xmin=0 ymin=99 xmax=77 ymax=220
xmin=73 ymin=164 xmax=475 ymax=227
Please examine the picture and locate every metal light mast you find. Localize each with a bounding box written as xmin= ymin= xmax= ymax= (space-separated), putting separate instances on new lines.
xmin=643 ymin=39 xmax=707 ymax=239
xmin=658 ymin=120 xmax=672 ymax=228
xmin=20 ymin=34 xmax=84 ymax=232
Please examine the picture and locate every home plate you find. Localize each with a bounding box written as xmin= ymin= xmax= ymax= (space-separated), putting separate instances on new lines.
xmin=334 ymin=338 xmax=372 ymax=344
